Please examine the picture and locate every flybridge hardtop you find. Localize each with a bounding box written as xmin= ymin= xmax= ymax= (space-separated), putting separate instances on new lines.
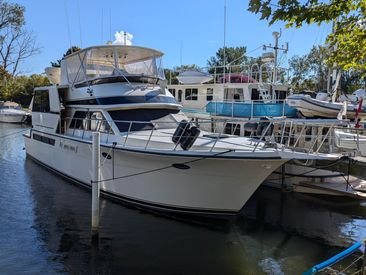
xmin=63 ymin=45 xmax=164 ymax=60
xmin=60 ymin=45 xmax=166 ymax=87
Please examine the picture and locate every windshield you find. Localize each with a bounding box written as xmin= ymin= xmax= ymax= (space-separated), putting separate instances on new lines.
xmin=109 ymin=109 xmax=180 ymax=132
xmin=63 ymin=46 xmax=165 ymax=85
xmin=0 ymin=105 xmax=20 ymax=110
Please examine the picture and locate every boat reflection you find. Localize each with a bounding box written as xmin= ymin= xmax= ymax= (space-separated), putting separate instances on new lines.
xmin=240 ymin=186 xmax=366 ymax=247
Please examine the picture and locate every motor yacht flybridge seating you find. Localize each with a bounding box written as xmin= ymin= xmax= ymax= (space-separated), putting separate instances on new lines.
xmin=60 ymin=46 xmax=165 ymax=87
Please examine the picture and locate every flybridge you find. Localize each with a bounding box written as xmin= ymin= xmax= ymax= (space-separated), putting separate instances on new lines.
xmin=59 ymin=45 xmax=166 ymax=86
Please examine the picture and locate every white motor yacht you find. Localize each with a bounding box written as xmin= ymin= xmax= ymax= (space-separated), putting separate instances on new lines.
xmin=0 ymin=101 xmax=28 ymax=123
xmin=24 ymin=45 xmax=337 ymax=216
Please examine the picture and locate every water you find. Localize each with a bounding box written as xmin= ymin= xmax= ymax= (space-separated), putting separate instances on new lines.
xmin=1 ymin=124 xmax=366 ymax=274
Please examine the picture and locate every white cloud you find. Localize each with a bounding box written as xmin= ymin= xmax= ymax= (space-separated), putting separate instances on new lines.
xmin=113 ymin=31 xmax=133 ymax=45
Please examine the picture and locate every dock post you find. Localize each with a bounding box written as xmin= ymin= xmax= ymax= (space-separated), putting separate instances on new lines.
xmin=362 ymin=239 xmax=366 ymax=275
xmin=91 ymin=132 xmax=100 ymax=240
xmin=281 ymin=163 xmax=286 ymax=191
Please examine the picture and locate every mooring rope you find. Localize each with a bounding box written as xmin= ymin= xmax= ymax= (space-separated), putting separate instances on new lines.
xmin=91 ymin=149 xmax=233 ymax=184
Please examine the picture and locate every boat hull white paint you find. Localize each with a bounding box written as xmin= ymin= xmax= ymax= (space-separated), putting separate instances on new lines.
xmin=334 ymin=130 xmax=366 ymax=156
xmin=0 ymin=113 xmax=27 ymax=123
xmin=25 ymin=132 xmax=286 ymax=215
xmin=286 ymin=95 xmax=365 ymax=119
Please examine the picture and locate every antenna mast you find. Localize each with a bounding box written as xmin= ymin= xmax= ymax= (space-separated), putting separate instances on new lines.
xmin=180 ymin=41 xmax=183 ymax=66
xmin=263 ymin=30 xmax=288 ymax=83
xmin=64 ymin=0 xmax=72 ymax=49
xmin=77 ymin=0 xmax=83 ymax=47
xmin=223 ymin=0 xmax=227 ymax=80
xmin=101 ymin=9 xmax=104 ymax=44
xmin=109 ymin=9 xmax=112 ymax=42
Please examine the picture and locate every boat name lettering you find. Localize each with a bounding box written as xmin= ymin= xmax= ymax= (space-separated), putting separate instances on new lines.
xmin=59 ymin=141 xmax=78 ymax=153
xmin=33 ymin=133 xmax=55 ymax=146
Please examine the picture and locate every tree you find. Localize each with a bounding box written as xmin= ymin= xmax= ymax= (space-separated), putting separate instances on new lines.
xmin=247 ymin=0 xmax=366 ymax=74
xmin=289 ymin=46 xmax=333 ymax=91
xmin=51 ymin=46 xmax=81 ymax=67
xmin=0 ymin=1 xmax=40 ymax=76
xmin=0 ymin=74 xmax=49 ymax=106
xmin=0 ymin=0 xmax=24 ymax=30
xmin=289 ymin=45 xmax=364 ymax=93
xmin=207 ymin=46 xmax=248 ymax=73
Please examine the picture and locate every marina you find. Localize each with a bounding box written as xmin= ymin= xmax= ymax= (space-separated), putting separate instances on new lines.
xmin=1 ymin=0 xmax=366 ymax=274
xmin=2 ymin=123 xmax=366 ymax=274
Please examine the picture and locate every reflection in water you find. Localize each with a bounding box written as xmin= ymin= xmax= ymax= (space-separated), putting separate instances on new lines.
xmin=1 ymin=124 xmax=365 ymax=274
xmin=241 ymin=187 xmax=366 ymax=247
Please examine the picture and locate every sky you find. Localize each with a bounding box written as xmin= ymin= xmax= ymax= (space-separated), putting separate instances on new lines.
xmin=15 ymin=0 xmax=332 ymax=75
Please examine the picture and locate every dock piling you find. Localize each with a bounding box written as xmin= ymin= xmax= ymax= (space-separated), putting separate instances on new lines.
xmin=91 ymin=132 xmax=100 ymax=240
xmin=362 ymin=239 xmax=366 ymax=275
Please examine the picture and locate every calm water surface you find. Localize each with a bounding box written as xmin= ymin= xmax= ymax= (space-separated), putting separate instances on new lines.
xmin=1 ymin=124 xmax=366 ymax=274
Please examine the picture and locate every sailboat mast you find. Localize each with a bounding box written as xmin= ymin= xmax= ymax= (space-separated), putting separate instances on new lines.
xmin=223 ymin=0 xmax=227 ymax=78
xmin=273 ymin=31 xmax=280 ymax=83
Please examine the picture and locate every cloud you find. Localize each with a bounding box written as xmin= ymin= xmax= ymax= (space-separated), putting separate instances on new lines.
xmin=113 ymin=31 xmax=133 ymax=45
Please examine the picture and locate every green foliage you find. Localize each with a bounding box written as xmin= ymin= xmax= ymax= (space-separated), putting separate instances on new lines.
xmin=0 ymin=0 xmax=25 ymax=30
xmin=248 ymin=0 xmax=366 ymax=75
xmin=0 ymin=74 xmax=50 ymax=107
xmin=289 ymin=45 xmax=364 ymax=92
xmin=51 ymin=46 xmax=81 ymax=67
xmin=207 ymin=46 xmax=248 ymax=73
xmin=340 ymin=70 xmax=365 ymax=94
xmin=289 ymin=45 xmax=330 ymax=91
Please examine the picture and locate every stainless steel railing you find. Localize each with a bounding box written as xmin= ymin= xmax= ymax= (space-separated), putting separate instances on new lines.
xmin=57 ymin=116 xmax=366 ymax=156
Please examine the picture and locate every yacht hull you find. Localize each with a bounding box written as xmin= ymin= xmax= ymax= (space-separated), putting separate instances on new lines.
xmin=0 ymin=114 xmax=27 ymax=123
xmin=24 ymin=132 xmax=286 ymax=216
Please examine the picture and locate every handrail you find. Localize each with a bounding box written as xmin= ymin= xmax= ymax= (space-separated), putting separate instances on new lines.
xmin=56 ymin=116 xmax=366 ymax=156
xmin=168 ymin=63 xmax=290 ymax=85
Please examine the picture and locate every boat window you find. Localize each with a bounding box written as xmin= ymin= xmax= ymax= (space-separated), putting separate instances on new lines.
xmin=305 ymin=127 xmax=312 ymax=141
xmin=168 ymin=88 xmax=176 ymax=98
xmin=322 ymin=127 xmax=329 ymax=143
xmin=89 ymin=112 xmax=113 ymax=133
xmin=224 ymin=123 xmax=241 ymax=136
xmin=224 ymin=88 xmax=243 ymax=102
xmin=32 ymin=90 xmax=50 ymax=112
xmin=69 ymin=111 xmax=112 ymax=134
xmin=178 ymin=90 xmax=183 ymax=102
xmin=108 ymin=109 xmax=179 ymax=132
xmin=275 ymin=90 xmax=287 ymax=101
xmin=33 ymin=133 xmax=55 ymax=146
xmin=70 ymin=111 xmax=88 ymax=129
xmin=207 ymin=88 xmax=213 ymax=101
xmin=185 ymin=88 xmax=198 ymax=101
xmin=251 ymin=88 xmax=260 ymax=101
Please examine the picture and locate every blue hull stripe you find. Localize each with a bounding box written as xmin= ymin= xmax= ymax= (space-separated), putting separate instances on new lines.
xmin=66 ymin=95 xmax=177 ymax=106
xmin=206 ymin=102 xmax=297 ymax=117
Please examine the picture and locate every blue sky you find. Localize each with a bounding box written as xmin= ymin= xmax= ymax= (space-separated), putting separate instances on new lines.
xmin=16 ymin=0 xmax=331 ymax=74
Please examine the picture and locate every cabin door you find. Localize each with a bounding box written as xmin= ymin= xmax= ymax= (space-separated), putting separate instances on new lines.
xmin=178 ymin=90 xmax=183 ymax=102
